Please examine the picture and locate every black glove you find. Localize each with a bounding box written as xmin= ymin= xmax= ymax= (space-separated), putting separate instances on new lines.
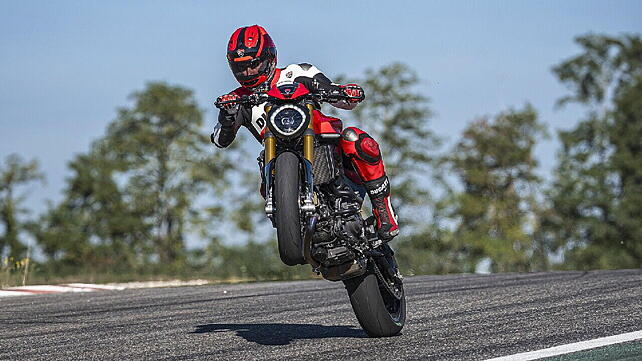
xmin=216 ymin=94 xmax=241 ymax=127
xmin=218 ymin=109 xmax=238 ymax=127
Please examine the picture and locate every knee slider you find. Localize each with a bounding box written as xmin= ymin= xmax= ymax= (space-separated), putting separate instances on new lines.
xmin=356 ymin=134 xmax=381 ymax=164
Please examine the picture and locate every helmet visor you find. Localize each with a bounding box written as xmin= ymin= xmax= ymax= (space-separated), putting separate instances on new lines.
xmin=230 ymin=57 xmax=271 ymax=82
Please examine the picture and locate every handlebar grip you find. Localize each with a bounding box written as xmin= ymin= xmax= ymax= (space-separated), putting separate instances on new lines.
xmin=214 ymin=95 xmax=254 ymax=109
xmin=346 ymin=93 xmax=365 ymax=102
xmin=214 ymin=99 xmax=236 ymax=109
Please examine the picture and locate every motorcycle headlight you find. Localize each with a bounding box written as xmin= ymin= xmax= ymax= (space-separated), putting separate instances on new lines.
xmin=268 ymin=104 xmax=309 ymax=138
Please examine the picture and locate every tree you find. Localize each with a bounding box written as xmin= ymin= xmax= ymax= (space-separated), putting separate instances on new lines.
xmin=0 ymin=154 xmax=44 ymax=260
xmin=447 ymin=105 xmax=547 ymax=272
xmin=101 ymin=82 xmax=233 ymax=269
xmin=33 ymin=82 xmax=236 ymax=275
xmin=548 ymin=34 xmax=642 ymax=269
xmin=31 ymin=148 xmax=147 ymax=274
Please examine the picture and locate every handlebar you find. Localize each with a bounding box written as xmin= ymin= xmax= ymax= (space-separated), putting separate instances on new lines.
xmin=214 ymin=89 xmax=360 ymax=110
xmin=214 ymin=93 xmax=267 ymax=109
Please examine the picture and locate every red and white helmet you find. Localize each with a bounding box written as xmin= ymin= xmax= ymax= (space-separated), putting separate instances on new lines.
xmin=227 ymin=25 xmax=277 ymax=89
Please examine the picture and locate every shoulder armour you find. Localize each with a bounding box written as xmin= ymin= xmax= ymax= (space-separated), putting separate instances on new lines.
xmin=278 ymin=63 xmax=322 ymax=84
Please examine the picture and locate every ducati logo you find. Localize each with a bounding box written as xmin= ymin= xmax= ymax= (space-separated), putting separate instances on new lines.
xmin=370 ymin=178 xmax=389 ymax=195
xmin=236 ymin=49 xmax=245 ymax=56
xmin=286 ymin=71 xmax=293 ymax=78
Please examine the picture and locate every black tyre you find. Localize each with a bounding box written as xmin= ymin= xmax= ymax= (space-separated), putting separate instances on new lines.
xmin=343 ymin=262 xmax=406 ymax=337
xmin=274 ymin=152 xmax=306 ymax=266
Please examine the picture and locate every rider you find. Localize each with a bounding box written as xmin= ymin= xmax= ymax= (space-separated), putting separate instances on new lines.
xmin=211 ymin=25 xmax=399 ymax=242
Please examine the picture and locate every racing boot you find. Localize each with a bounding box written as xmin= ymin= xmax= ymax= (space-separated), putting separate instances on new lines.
xmin=364 ymin=175 xmax=399 ymax=242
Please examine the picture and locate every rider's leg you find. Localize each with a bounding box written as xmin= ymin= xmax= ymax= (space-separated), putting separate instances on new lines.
xmin=339 ymin=127 xmax=399 ymax=241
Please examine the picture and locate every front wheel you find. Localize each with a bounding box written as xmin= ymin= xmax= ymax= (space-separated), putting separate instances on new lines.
xmin=343 ymin=259 xmax=406 ymax=337
xmin=274 ymin=152 xmax=306 ymax=266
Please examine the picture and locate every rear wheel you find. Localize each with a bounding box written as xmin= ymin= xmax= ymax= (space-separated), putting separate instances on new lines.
xmin=274 ymin=152 xmax=306 ymax=266
xmin=343 ymin=257 xmax=406 ymax=337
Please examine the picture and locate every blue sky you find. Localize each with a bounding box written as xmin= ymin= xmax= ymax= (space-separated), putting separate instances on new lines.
xmin=1 ymin=0 xmax=641 ymax=216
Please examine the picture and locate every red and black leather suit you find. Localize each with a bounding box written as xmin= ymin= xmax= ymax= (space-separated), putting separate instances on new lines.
xmin=212 ymin=63 xmax=399 ymax=241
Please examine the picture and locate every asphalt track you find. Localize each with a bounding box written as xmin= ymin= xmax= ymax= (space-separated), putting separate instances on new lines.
xmin=1 ymin=270 xmax=640 ymax=360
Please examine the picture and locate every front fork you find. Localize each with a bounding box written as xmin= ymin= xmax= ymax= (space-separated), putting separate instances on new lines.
xmin=264 ymin=104 xmax=316 ymax=218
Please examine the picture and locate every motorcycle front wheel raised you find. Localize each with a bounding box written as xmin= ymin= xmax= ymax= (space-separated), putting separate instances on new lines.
xmin=343 ymin=261 xmax=406 ymax=337
xmin=274 ymin=152 xmax=306 ymax=266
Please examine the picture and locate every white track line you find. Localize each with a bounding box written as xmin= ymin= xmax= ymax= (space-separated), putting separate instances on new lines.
xmin=0 ymin=290 xmax=35 ymax=297
xmin=485 ymin=330 xmax=642 ymax=361
xmin=0 ymin=279 xmax=211 ymax=297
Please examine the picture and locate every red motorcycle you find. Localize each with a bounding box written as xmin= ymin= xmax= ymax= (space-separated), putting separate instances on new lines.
xmin=215 ymin=82 xmax=406 ymax=337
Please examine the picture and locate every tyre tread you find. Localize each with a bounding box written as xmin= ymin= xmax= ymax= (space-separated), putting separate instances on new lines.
xmin=274 ymin=152 xmax=305 ymax=266
xmin=343 ymin=265 xmax=405 ymax=337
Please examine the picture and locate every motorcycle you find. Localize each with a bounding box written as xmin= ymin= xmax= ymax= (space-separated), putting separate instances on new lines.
xmin=215 ymin=81 xmax=406 ymax=337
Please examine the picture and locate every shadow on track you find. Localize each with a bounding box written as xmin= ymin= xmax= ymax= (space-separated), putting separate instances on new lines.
xmin=192 ymin=323 xmax=365 ymax=345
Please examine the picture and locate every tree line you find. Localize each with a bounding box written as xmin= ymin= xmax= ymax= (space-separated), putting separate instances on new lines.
xmin=1 ymin=33 xmax=640 ymax=284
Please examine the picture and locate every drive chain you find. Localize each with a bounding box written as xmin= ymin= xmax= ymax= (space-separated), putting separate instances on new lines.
xmin=372 ymin=259 xmax=403 ymax=300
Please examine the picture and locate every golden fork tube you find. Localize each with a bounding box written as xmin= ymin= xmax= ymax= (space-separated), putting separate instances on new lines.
xmin=303 ymin=104 xmax=315 ymax=163
xmin=264 ymin=133 xmax=276 ymax=164
xmin=263 ymin=104 xmax=275 ymax=164
xmin=303 ymin=132 xmax=314 ymax=163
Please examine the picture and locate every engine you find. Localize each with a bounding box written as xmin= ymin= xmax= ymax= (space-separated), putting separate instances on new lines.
xmin=310 ymin=176 xmax=366 ymax=267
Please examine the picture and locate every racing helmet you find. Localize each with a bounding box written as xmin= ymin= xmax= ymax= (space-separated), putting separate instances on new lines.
xmin=227 ymin=25 xmax=277 ymax=89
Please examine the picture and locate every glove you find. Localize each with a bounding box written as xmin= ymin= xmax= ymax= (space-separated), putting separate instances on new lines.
xmin=216 ymin=93 xmax=240 ymax=111
xmin=341 ymin=84 xmax=365 ymax=103
xmin=215 ymin=93 xmax=240 ymax=127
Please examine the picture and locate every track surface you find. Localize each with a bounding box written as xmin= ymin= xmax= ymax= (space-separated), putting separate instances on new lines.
xmin=1 ymin=270 xmax=640 ymax=360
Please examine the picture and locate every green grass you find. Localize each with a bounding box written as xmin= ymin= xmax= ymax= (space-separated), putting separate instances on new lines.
xmin=542 ymin=340 xmax=642 ymax=361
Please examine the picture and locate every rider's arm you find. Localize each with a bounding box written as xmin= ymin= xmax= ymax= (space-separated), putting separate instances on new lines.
xmin=288 ymin=63 xmax=362 ymax=110
xmin=211 ymin=109 xmax=243 ymax=148
xmin=211 ymin=90 xmax=255 ymax=148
